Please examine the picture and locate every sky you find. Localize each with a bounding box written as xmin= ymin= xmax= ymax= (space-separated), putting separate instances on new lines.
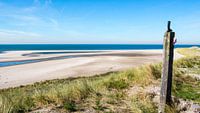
xmin=0 ymin=0 xmax=200 ymax=44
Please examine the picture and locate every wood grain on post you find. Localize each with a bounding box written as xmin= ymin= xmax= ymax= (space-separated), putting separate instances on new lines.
xmin=159 ymin=21 xmax=175 ymax=113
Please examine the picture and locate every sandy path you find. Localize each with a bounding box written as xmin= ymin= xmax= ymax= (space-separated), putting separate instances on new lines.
xmin=0 ymin=50 xmax=181 ymax=89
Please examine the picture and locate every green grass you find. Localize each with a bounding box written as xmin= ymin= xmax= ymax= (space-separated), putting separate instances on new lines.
xmin=0 ymin=48 xmax=200 ymax=113
xmin=172 ymin=54 xmax=200 ymax=103
xmin=175 ymin=56 xmax=200 ymax=68
xmin=174 ymin=80 xmax=200 ymax=102
xmin=173 ymin=71 xmax=200 ymax=103
xmin=173 ymin=49 xmax=200 ymax=104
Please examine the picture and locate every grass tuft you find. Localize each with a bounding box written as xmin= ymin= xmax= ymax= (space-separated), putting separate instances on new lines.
xmin=130 ymin=92 xmax=157 ymax=113
xmin=63 ymin=101 xmax=77 ymax=112
xmin=106 ymin=78 xmax=129 ymax=90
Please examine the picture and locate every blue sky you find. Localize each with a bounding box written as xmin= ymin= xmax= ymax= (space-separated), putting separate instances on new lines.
xmin=0 ymin=0 xmax=200 ymax=44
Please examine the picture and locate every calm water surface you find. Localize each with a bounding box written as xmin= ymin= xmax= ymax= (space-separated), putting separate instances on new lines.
xmin=0 ymin=44 xmax=199 ymax=67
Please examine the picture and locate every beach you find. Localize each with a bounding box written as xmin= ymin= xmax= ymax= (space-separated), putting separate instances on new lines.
xmin=0 ymin=50 xmax=182 ymax=89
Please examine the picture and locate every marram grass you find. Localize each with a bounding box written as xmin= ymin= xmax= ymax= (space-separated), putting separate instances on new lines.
xmin=0 ymin=64 xmax=161 ymax=112
xmin=176 ymin=47 xmax=200 ymax=57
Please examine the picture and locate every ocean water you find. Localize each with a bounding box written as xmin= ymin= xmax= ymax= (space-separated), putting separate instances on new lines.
xmin=0 ymin=44 xmax=199 ymax=51
xmin=0 ymin=44 xmax=199 ymax=67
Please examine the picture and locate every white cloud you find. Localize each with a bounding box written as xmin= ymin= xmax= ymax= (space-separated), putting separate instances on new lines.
xmin=48 ymin=18 xmax=61 ymax=30
xmin=6 ymin=14 xmax=40 ymax=22
xmin=22 ymin=6 xmax=38 ymax=13
xmin=0 ymin=29 xmax=42 ymax=38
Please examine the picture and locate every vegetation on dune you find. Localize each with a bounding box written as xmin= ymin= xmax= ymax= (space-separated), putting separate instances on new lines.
xmin=0 ymin=64 xmax=162 ymax=112
xmin=175 ymin=56 xmax=200 ymax=68
xmin=0 ymin=48 xmax=200 ymax=113
xmin=176 ymin=47 xmax=200 ymax=57
xmin=0 ymin=64 xmax=161 ymax=113
xmin=173 ymin=75 xmax=200 ymax=103
xmin=174 ymin=47 xmax=200 ymax=104
xmin=130 ymin=92 xmax=158 ymax=113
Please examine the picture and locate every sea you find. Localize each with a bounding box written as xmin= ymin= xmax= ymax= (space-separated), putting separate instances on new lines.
xmin=0 ymin=44 xmax=199 ymax=67
xmin=0 ymin=44 xmax=200 ymax=52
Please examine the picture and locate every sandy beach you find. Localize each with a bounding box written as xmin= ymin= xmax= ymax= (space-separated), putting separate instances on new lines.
xmin=0 ymin=50 xmax=182 ymax=89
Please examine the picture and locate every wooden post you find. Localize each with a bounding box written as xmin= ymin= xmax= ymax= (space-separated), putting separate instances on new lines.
xmin=159 ymin=21 xmax=175 ymax=113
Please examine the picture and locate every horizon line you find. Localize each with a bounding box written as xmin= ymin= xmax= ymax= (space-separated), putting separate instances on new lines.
xmin=0 ymin=43 xmax=200 ymax=45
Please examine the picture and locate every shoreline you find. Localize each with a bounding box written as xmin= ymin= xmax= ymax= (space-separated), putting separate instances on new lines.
xmin=0 ymin=50 xmax=163 ymax=67
xmin=0 ymin=50 xmax=182 ymax=89
xmin=0 ymin=49 xmax=163 ymax=62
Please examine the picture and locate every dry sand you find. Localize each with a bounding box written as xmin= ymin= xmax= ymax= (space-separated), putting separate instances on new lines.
xmin=0 ymin=50 xmax=182 ymax=89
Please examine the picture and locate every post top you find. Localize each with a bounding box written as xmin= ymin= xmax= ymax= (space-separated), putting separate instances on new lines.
xmin=167 ymin=21 xmax=172 ymax=32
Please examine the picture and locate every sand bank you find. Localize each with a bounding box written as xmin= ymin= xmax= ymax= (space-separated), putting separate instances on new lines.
xmin=0 ymin=50 xmax=182 ymax=89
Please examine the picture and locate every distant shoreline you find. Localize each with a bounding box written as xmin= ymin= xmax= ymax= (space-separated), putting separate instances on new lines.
xmin=0 ymin=50 xmax=162 ymax=67
xmin=0 ymin=44 xmax=199 ymax=52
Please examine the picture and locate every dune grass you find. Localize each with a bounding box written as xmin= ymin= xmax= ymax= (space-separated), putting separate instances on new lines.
xmin=0 ymin=64 xmax=161 ymax=113
xmin=176 ymin=47 xmax=200 ymax=57
xmin=173 ymin=56 xmax=200 ymax=104
xmin=0 ymin=48 xmax=200 ymax=113
xmin=174 ymin=48 xmax=200 ymax=104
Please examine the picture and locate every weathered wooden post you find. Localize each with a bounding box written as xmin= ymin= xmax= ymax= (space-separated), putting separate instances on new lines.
xmin=159 ymin=21 xmax=175 ymax=113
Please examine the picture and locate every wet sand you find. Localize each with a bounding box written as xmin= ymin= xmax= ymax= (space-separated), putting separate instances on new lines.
xmin=0 ymin=50 xmax=182 ymax=89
